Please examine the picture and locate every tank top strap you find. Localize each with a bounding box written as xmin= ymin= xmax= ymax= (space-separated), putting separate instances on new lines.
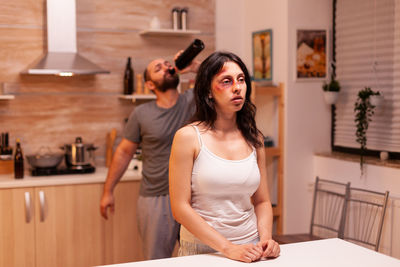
xmin=190 ymin=125 xmax=203 ymax=148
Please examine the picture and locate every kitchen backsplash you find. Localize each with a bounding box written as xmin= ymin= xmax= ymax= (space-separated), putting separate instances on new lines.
xmin=0 ymin=0 xmax=215 ymax=165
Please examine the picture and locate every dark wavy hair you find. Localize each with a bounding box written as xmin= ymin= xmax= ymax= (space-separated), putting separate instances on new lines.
xmin=191 ymin=51 xmax=263 ymax=148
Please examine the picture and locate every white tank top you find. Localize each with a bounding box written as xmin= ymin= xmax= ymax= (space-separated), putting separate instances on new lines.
xmin=186 ymin=125 xmax=260 ymax=244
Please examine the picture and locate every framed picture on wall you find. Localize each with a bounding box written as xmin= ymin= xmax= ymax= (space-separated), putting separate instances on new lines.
xmin=252 ymin=29 xmax=272 ymax=82
xmin=296 ymin=29 xmax=327 ymax=81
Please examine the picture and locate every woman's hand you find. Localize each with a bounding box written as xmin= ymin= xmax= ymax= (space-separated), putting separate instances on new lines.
xmin=257 ymin=239 xmax=280 ymax=259
xmin=223 ymin=243 xmax=263 ymax=263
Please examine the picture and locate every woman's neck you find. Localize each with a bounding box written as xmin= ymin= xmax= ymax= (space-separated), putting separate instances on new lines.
xmin=213 ymin=113 xmax=238 ymax=133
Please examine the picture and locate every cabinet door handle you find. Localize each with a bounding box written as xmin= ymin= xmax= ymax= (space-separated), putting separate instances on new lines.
xmin=24 ymin=192 xmax=32 ymax=223
xmin=39 ymin=190 xmax=46 ymax=222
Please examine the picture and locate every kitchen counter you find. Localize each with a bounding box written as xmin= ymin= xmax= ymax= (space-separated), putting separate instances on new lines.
xmin=0 ymin=167 xmax=141 ymax=189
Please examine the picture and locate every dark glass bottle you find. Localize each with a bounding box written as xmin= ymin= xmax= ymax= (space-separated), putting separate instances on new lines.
xmin=175 ymin=39 xmax=205 ymax=70
xmin=14 ymin=138 xmax=24 ymax=179
xmin=4 ymin=133 xmax=13 ymax=156
xmin=0 ymin=132 xmax=4 ymax=155
xmin=124 ymin=57 xmax=134 ymax=95
xmin=0 ymin=132 xmax=13 ymax=158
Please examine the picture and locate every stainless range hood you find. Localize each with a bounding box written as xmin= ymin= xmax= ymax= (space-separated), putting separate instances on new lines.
xmin=22 ymin=0 xmax=109 ymax=76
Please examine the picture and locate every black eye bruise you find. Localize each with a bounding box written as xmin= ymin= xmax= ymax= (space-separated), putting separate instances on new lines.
xmin=221 ymin=78 xmax=232 ymax=85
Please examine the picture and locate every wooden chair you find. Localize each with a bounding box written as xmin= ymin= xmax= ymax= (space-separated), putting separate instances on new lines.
xmin=273 ymin=177 xmax=350 ymax=244
xmin=342 ymin=187 xmax=389 ymax=251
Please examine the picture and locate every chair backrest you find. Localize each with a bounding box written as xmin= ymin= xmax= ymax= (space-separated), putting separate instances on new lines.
xmin=310 ymin=176 xmax=350 ymax=238
xmin=342 ymin=187 xmax=389 ymax=251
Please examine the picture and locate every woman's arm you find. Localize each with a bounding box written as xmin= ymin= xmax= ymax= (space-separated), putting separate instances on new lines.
xmin=251 ymin=136 xmax=280 ymax=258
xmin=169 ymin=126 xmax=262 ymax=262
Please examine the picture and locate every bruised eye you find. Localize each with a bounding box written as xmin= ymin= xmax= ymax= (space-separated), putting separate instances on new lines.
xmin=222 ymin=79 xmax=233 ymax=85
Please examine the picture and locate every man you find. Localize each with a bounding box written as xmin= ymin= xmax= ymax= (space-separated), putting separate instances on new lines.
xmin=100 ymin=53 xmax=199 ymax=259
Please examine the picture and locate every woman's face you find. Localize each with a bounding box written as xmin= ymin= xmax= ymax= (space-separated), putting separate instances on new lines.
xmin=210 ymin=61 xmax=247 ymax=114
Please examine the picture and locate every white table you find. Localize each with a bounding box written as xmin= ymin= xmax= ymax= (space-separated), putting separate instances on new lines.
xmin=99 ymin=238 xmax=400 ymax=267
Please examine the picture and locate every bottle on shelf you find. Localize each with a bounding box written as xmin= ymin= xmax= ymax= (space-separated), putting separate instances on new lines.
xmin=14 ymin=138 xmax=24 ymax=179
xmin=4 ymin=133 xmax=13 ymax=156
xmin=0 ymin=132 xmax=13 ymax=160
xmin=0 ymin=132 xmax=3 ymax=156
xmin=136 ymin=74 xmax=143 ymax=94
xmin=124 ymin=57 xmax=134 ymax=95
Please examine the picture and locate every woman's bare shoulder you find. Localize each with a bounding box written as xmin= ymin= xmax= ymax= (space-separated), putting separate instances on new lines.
xmin=173 ymin=124 xmax=201 ymax=154
xmin=175 ymin=124 xmax=198 ymax=141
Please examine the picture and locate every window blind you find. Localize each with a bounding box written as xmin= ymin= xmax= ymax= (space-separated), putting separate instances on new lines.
xmin=334 ymin=0 xmax=400 ymax=154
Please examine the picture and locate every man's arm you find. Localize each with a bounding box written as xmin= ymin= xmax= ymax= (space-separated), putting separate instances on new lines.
xmin=100 ymin=138 xmax=138 ymax=219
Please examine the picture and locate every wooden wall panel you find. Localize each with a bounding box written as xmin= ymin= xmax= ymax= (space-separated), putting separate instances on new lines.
xmin=0 ymin=28 xmax=44 ymax=82
xmin=0 ymin=0 xmax=215 ymax=168
xmin=78 ymin=31 xmax=215 ymax=78
xmin=16 ymin=74 xmax=121 ymax=94
xmin=0 ymin=0 xmax=44 ymax=25
xmin=76 ymin=0 xmax=215 ymax=33
xmin=0 ymin=94 xmax=133 ymax=161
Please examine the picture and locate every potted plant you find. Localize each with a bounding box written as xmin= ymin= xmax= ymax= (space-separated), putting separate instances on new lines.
xmin=322 ymin=79 xmax=340 ymax=105
xmin=354 ymin=87 xmax=380 ymax=173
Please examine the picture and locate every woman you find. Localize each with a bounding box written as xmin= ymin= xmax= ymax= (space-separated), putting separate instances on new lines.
xmin=169 ymin=51 xmax=280 ymax=263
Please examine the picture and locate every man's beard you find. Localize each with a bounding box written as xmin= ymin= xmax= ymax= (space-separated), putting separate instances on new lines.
xmin=154 ymin=72 xmax=180 ymax=92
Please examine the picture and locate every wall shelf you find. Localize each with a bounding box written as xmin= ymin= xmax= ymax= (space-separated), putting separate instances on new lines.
xmin=0 ymin=95 xmax=15 ymax=100
xmin=265 ymin=147 xmax=281 ymax=157
xmin=139 ymin=29 xmax=201 ymax=37
xmin=252 ymin=82 xmax=285 ymax=235
xmin=118 ymin=94 xmax=156 ymax=103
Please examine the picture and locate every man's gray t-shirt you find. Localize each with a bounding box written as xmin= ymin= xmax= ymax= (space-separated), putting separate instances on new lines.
xmin=123 ymin=89 xmax=194 ymax=196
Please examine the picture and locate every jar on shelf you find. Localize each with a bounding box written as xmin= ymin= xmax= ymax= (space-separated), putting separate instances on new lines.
xmin=171 ymin=7 xmax=180 ymax=30
xmin=180 ymin=7 xmax=188 ymax=30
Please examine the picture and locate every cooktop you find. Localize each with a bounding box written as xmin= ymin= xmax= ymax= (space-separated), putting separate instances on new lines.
xmin=30 ymin=165 xmax=95 ymax=176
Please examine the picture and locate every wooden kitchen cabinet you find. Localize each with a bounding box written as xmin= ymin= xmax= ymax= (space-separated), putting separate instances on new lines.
xmin=0 ymin=179 xmax=143 ymax=267
xmin=0 ymin=184 xmax=105 ymax=267
xmin=0 ymin=188 xmax=36 ymax=267
xmin=34 ymin=184 xmax=105 ymax=267
xmin=104 ymin=181 xmax=144 ymax=264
